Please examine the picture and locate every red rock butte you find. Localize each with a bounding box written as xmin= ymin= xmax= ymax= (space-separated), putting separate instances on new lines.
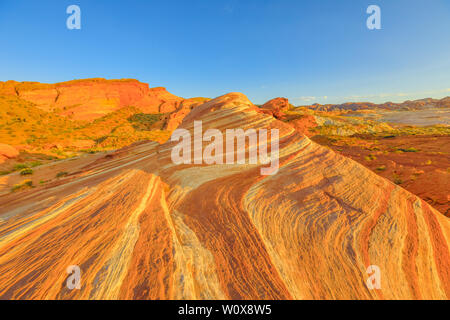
xmin=0 ymin=93 xmax=449 ymax=299
xmin=0 ymin=78 xmax=184 ymax=121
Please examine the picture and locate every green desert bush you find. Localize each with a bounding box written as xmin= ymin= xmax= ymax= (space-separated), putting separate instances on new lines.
xmin=11 ymin=179 xmax=33 ymax=192
xmin=13 ymin=164 xmax=28 ymax=171
xmin=56 ymin=171 xmax=68 ymax=178
xmin=127 ymin=113 xmax=163 ymax=131
xmin=29 ymin=161 xmax=42 ymax=167
xmin=364 ymin=154 xmax=377 ymax=161
xmin=20 ymin=168 xmax=33 ymax=175
xmin=393 ymin=174 xmax=403 ymax=185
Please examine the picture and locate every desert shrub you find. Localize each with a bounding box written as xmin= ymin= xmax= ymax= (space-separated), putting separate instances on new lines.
xmin=53 ymin=149 xmax=68 ymax=157
xmin=127 ymin=113 xmax=163 ymax=131
xmin=13 ymin=164 xmax=28 ymax=171
xmin=56 ymin=171 xmax=68 ymax=178
xmin=29 ymin=161 xmax=42 ymax=167
xmin=376 ymin=165 xmax=386 ymax=171
xmin=393 ymin=174 xmax=403 ymax=185
xmin=398 ymin=147 xmax=419 ymax=152
xmin=11 ymin=179 xmax=33 ymax=192
xmin=20 ymin=168 xmax=33 ymax=175
xmin=364 ymin=154 xmax=377 ymax=161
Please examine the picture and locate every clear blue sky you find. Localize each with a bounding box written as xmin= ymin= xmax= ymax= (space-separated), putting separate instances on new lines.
xmin=0 ymin=0 xmax=449 ymax=105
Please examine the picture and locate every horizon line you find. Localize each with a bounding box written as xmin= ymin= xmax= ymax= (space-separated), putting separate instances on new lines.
xmin=1 ymin=77 xmax=449 ymax=107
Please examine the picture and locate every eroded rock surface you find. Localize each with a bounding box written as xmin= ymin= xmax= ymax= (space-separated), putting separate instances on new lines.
xmin=260 ymin=97 xmax=290 ymax=119
xmin=0 ymin=79 xmax=184 ymax=121
xmin=0 ymin=143 xmax=19 ymax=164
xmin=0 ymin=93 xmax=448 ymax=300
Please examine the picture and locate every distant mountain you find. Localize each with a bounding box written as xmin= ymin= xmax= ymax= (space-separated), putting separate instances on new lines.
xmin=302 ymin=96 xmax=450 ymax=112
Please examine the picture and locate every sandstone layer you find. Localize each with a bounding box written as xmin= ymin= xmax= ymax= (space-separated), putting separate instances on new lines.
xmin=0 ymin=79 xmax=184 ymax=121
xmin=0 ymin=93 xmax=449 ymax=300
xmin=260 ymin=97 xmax=290 ymax=119
xmin=0 ymin=144 xmax=19 ymax=164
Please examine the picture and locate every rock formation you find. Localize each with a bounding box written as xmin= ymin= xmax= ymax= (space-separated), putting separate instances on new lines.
xmin=164 ymin=97 xmax=210 ymax=131
xmin=0 ymin=93 xmax=448 ymax=300
xmin=286 ymin=114 xmax=318 ymax=137
xmin=260 ymin=97 xmax=290 ymax=119
xmin=0 ymin=79 xmax=184 ymax=121
xmin=0 ymin=143 xmax=19 ymax=164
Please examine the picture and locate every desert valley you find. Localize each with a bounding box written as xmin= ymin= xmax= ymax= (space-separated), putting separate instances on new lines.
xmin=0 ymin=78 xmax=449 ymax=299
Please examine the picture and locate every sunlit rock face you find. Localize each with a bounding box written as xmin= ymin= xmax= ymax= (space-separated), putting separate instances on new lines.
xmin=0 ymin=93 xmax=449 ymax=300
xmin=0 ymin=143 xmax=19 ymax=164
xmin=260 ymin=97 xmax=290 ymax=119
xmin=0 ymin=79 xmax=184 ymax=121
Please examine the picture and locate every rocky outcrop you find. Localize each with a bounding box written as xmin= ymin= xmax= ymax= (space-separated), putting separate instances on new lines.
xmin=0 ymin=143 xmax=19 ymax=163
xmin=0 ymin=79 xmax=184 ymax=121
xmin=259 ymin=97 xmax=290 ymax=119
xmin=0 ymin=93 xmax=449 ymax=300
xmin=287 ymin=114 xmax=318 ymax=137
xmin=164 ymin=97 xmax=210 ymax=131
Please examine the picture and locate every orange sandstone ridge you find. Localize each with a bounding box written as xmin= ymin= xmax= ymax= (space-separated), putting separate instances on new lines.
xmin=0 ymin=93 xmax=449 ymax=299
xmin=0 ymin=78 xmax=184 ymax=121
xmin=0 ymin=143 xmax=19 ymax=164
xmin=260 ymin=97 xmax=290 ymax=119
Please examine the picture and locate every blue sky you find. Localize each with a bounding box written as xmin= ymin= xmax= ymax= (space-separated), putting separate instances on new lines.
xmin=0 ymin=0 xmax=449 ymax=105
